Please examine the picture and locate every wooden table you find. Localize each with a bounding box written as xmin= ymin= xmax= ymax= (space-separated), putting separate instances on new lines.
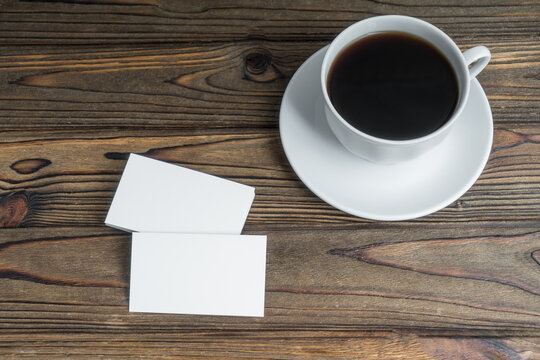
xmin=1 ymin=1 xmax=539 ymax=358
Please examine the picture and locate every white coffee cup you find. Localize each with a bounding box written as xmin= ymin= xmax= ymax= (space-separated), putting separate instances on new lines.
xmin=321 ymin=15 xmax=491 ymax=164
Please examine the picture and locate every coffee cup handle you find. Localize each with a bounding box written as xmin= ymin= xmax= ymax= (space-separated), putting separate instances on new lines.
xmin=462 ymin=46 xmax=491 ymax=79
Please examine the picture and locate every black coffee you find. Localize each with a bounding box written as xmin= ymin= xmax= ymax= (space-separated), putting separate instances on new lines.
xmin=327 ymin=32 xmax=458 ymax=140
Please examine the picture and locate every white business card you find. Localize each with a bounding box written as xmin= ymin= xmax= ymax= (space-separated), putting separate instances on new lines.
xmin=105 ymin=154 xmax=255 ymax=234
xmin=129 ymin=232 xmax=267 ymax=317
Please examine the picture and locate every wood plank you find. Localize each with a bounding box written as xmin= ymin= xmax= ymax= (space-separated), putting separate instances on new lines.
xmin=1 ymin=0 xmax=538 ymax=45
xmin=0 ymin=127 xmax=538 ymax=227
xmin=0 ymin=41 xmax=538 ymax=130
xmin=0 ymin=225 xmax=538 ymax=335
xmin=0 ymin=332 xmax=538 ymax=359
xmin=0 ymin=42 xmax=301 ymax=130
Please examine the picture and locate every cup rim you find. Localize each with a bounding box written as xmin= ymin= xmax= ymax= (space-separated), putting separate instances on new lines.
xmin=320 ymin=15 xmax=470 ymax=145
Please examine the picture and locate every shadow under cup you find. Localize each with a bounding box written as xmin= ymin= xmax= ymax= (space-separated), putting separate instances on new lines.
xmin=321 ymin=16 xmax=475 ymax=164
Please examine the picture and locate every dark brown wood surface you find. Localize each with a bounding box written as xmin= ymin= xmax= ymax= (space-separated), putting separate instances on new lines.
xmin=1 ymin=0 xmax=539 ymax=358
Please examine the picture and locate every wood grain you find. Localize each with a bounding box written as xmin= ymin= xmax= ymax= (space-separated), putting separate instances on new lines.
xmin=0 ymin=43 xmax=301 ymax=130
xmin=0 ymin=127 xmax=538 ymax=227
xmin=1 ymin=0 xmax=538 ymax=45
xmin=329 ymin=232 xmax=540 ymax=295
xmin=0 ymin=225 xmax=539 ymax=333
xmin=0 ymin=332 xmax=538 ymax=359
xmin=0 ymin=41 xmax=538 ymax=130
xmin=0 ymin=225 xmax=539 ymax=357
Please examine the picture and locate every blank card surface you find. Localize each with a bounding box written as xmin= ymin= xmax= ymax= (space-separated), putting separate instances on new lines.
xmin=105 ymin=154 xmax=255 ymax=234
xmin=129 ymin=232 xmax=267 ymax=317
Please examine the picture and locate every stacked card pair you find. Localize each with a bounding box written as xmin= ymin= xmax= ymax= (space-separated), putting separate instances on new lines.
xmin=106 ymin=154 xmax=266 ymax=317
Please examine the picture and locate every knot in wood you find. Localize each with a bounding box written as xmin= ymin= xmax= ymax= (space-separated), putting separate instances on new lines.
xmin=245 ymin=50 xmax=272 ymax=75
xmin=0 ymin=191 xmax=30 ymax=228
xmin=243 ymin=49 xmax=283 ymax=83
xmin=10 ymin=158 xmax=51 ymax=175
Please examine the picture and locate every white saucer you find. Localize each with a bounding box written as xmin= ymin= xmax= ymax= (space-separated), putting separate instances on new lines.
xmin=279 ymin=46 xmax=493 ymax=221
